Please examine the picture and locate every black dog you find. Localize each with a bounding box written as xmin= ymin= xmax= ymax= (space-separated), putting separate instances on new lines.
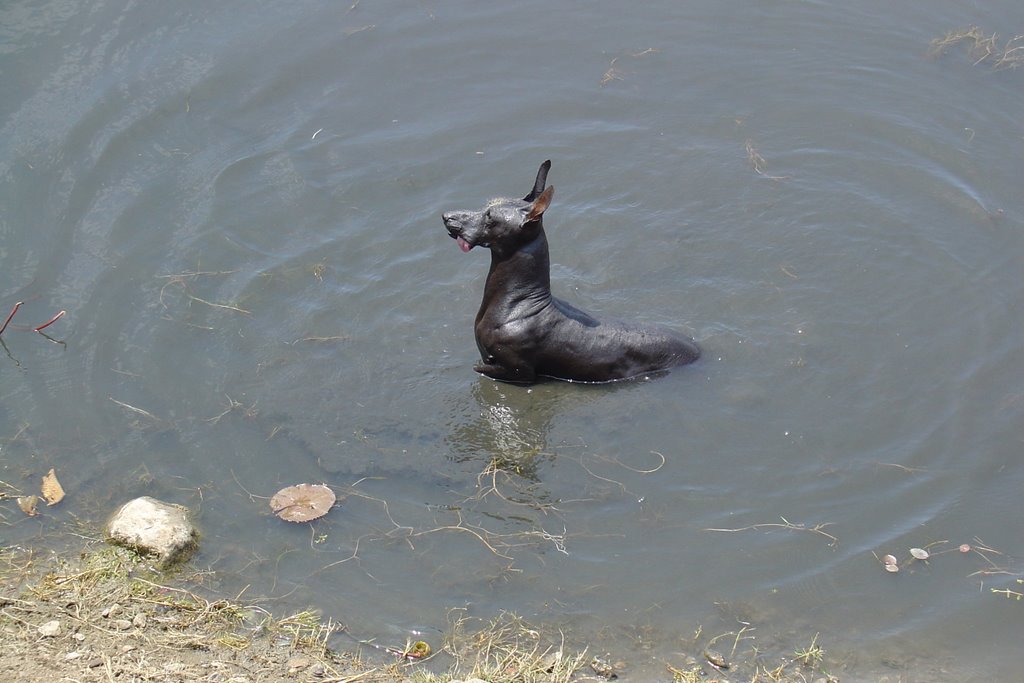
xmin=442 ymin=160 xmax=699 ymax=384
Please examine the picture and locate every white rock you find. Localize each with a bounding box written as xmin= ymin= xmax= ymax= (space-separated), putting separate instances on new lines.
xmin=38 ymin=620 xmax=62 ymax=637
xmin=106 ymin=497 xmax=198 ymax=568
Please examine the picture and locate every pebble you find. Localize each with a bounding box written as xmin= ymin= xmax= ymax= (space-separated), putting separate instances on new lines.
xmin=113 ymin=619 xmax=133 ymax=631
xmin=287 ymin=655 xmax=312 ymax=673
xmin=704 ymin=648 xmax=730 ymax=669
xmin=132 ymin=613 xmax=147 ymax=628
xmin=38 ymin=620 xmax=62 ymax=637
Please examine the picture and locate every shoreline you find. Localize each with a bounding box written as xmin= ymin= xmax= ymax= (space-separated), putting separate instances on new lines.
xmin=0 ymin=536 xmax=988 ymax=683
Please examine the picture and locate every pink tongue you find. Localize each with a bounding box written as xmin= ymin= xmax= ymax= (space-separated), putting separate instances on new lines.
xmin=457 ymin=236 xmax=472 ymax=253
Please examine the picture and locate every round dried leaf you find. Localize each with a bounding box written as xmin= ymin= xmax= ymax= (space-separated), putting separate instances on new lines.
xmin=884 ymin=563 xmax=899 ymax=573
xmin=959 ymin=543 xmax=971 ymax=553
xmin=882 ymin=554 xmax=898 ymax=566
xmin=270 ymin=484 xmax=336 ymax=522
xmin=909 ymin=547 xmax=930 ymax=560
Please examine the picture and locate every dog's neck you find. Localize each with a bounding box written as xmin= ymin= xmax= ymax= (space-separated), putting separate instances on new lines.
xmin=479 ymin=228 xmax=553 ymax=319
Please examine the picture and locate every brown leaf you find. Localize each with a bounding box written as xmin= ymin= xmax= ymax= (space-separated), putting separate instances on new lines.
xmin=41 ymin=468 xmax=65 ymax=506
xmin=18 ymin=495 xmax=40 ymax=516
xmin=270 ymin=483 xmax=336 ymax=523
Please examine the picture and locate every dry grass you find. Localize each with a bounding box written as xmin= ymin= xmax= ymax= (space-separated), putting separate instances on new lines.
xmin=1 ymin=542 xmax=594 ymax=683
xmin=0 ymin=543 xmax=369 ymax=681
xmin=419 ymin=610 xmax=588 ymax=683
xmin=600 ymin=48 xmax=657 ymax=86
xmin=929 ymin=26 xmax=1024 ymax=70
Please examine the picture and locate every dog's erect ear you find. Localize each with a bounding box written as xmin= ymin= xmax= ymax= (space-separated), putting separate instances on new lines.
xmin=524 ymin=185 xmax=554 ymax=223
xmin=523 ymin=160 xmax=552 ymax=202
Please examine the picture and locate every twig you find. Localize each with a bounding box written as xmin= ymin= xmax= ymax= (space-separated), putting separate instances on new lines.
xmin=155 ymin=269 xmax=239 ymax=279
xmin=600 ymin=450 xmax=666 ymax=474
xmin=34 ymin=310 xmax=65 ymax=332
xmin=745 ymin=139 xmax=790 ymax=180
xmin=290 ymin=335 xmax=350 ymax=344
xmin=108 ymin=397 xmax=162 ymax=422
xmin=0 ymin=302 xmax=23 ymax=336
xmin=577 ymin=456 xmax=629 ymax=495
xmin=706 ymin=516 xmax=838 ymax=546
xmin=321 ymin=670 xmax=377 ymax=683
xmin=185 ymin=294 xmax=251 ymax=315
xmin=876 ymin=461 xmax=927 ymax=474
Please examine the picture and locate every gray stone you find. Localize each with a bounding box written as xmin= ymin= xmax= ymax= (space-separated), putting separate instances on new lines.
xmin=106 ymin=497 xmax=198 ymax=568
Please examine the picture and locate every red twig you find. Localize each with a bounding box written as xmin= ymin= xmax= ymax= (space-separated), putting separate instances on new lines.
xmin=0 ymin=301 xmax=23 ymax=336
xmin=34 ymin=310 xmax=66 ymax=333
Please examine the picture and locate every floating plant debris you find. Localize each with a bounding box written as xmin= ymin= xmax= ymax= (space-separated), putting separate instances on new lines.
xmin=269 ymin=483 xmax=336 ymax=522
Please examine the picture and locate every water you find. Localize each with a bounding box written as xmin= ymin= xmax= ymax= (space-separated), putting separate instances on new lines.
xmin=3 ymin=1 xmax=1023 ymax=680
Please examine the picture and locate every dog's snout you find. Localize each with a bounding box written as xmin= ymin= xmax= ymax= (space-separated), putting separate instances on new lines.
xmin=443 ymin=210 xmax=470 ymax=225
xmin=443 ymin=214 xmax=459 ymax=233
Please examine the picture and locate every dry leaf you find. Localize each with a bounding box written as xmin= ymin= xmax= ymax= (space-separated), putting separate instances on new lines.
xmin=909 ymin=547 xmax=929 ymax=560
xmin=270 ymin=483 xmax=336 ymax=522
xmin=18 ymin=495 xmax=40 ymax=516
xmin=41 ymin=468 xmax=65 ymax=506
xmin=882 ymin=554 xmax=898 ymax=566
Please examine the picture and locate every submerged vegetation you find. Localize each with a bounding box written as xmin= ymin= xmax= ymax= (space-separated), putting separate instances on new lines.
xmin=929 ymin=26 xmax=1024 ymax=70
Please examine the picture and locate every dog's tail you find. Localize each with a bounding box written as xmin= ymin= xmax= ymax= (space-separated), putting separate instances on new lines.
xmin=523 ymin=160 xmax=552 ymax=202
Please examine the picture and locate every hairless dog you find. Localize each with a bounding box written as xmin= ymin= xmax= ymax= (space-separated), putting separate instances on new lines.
xmin=443 ymin=160 xmax=699 ymax=383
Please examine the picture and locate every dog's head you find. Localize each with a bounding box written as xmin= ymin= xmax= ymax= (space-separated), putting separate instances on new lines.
xmin=443 ymin=161 xmax=553 ymax=255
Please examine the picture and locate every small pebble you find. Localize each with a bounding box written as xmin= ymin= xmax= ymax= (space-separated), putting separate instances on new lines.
xmin=132 ymin=613 xmax=147 ymax=628
xmin=704 ymin=648 xmax=730 ymax=669
xmin=38 ymin=620 xmax=62 ymax=638
xmin=287 ymin=656 xmax=312 ymax=673
xmin=113 ymin=619 xmax=133 ymax=631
